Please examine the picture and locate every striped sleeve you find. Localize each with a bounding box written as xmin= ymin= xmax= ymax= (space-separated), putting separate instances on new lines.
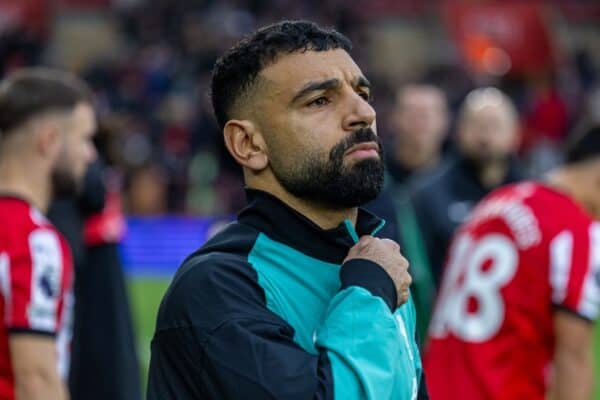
xmin=2 ymin=228 xmax=65 ymax=334
xmin=550 ymin=222 xmax=600 ymax=320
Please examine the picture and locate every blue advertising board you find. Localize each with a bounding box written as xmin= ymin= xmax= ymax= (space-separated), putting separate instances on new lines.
xmin=119 ymin=216 xmax=232 ymax=278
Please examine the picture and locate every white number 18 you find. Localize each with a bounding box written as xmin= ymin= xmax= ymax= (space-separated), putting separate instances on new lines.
xmin=429 ymin=233 xmax=518 ymax=343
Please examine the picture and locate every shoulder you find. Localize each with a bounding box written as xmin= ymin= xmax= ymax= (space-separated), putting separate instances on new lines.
xmin=0 ymin=198 xmax=42 ymax=230
xmin=0 ymin=198 xmax=66 ymax=254
xmin=155 ymin=221 xmax=267 ymax=332
xmin=484 ymin=183 xmax=594 ymax=252
xmin=523 ymin=184 xmax=591 ymax=229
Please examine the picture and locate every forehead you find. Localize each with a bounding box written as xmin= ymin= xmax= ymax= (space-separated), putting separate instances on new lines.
xmin=259 ymin=49 xmax=365 ymax=96
xmin=467 ymin=105 xmax=511 ymax=124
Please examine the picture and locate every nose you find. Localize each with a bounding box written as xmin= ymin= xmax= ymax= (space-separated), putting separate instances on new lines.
xmin=342 ymin=91 xmax=376 ymax=132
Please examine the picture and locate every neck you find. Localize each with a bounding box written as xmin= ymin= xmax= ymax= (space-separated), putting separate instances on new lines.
xmin=0 ymin=157 xmax=50 ymax=212
xmin=546 ymin=167 xmax=585 ymax=208
xmin=246 ymin=174 xmax=357 ymax=230
xmin=477 ymin=160 xmax=509 ymax=189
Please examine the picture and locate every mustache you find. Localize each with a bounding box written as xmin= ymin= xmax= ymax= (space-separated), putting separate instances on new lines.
xmin=330 ymin=128 xmax=381 ymax=161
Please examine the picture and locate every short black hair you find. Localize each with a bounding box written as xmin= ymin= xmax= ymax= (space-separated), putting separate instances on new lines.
xmin=565 ymin=123 xmax=600 ymax=164
xmin=0 ymin=67 xmax=92 ymax=137
xmin=210 ymin=20 xmax=352 ymax=129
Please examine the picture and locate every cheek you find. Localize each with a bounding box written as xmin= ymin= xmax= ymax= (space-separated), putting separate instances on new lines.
xmin=277 ymin=128 xmax=320 ymax=160
xmin=84 ymin=141 xmax=96 ymax=163
xmin=289 ymin=109 xmax=341 ymax=146
xmin=290 ymin=104 xmax=352 ymax=161
xmin=495 ymin=132 xmax=517 ymax=151
xmin=52 ymin=151 xmax=70 ymax=175
xmin=60 ymin=141 xmax=86 ymax=175
xmin=54 ymin=142 xmax=70 ymax=167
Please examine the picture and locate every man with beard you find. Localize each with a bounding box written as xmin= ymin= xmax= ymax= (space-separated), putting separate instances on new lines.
xmin=148 ymin=21 xmax=427 ymax=399
xmin=0 ymin=68 xmax=96 ymax=400
xmin=48 ymin=127 xmax=142 ymax=400
xmin=411 ymin=87 xmax=524 ymax=288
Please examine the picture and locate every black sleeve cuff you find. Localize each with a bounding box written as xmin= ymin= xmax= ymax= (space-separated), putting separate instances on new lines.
xmin=340 ymin=258 xmax=397 ymax=312
xmin=553 ymin=304 xmax=595 ymax=324
xmin=8 ymin=327 xmax=56 ymax=337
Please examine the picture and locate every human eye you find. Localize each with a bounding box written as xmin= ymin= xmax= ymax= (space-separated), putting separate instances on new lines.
xmin=307 ymin=96 xmax=331 ymax=107
xmin=358 ymin=91 xmax=373 ymax=103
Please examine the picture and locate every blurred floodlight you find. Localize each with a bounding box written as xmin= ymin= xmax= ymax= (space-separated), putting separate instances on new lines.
xmin=482 ymin=47 xmax=511 ymax=76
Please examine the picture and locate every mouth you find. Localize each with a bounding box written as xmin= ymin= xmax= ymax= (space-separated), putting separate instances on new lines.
xmin=344 ymin=141 xmax=380 ymax=159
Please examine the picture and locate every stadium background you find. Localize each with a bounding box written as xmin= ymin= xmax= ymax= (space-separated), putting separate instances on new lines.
xmin=2 ymin=0 xmax=600 ymax=396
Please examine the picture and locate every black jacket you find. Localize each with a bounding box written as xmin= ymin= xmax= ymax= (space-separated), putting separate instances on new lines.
xmin=148 ymin=189 xmax=428 ymax=399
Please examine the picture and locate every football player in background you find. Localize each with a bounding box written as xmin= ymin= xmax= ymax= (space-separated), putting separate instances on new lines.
xmin=0 ymin=68 xmax=96 ymax=400
xmin=424 ymin=123 xmax=600 ymax=400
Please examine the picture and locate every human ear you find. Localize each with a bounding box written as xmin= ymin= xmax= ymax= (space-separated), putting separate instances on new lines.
xmin=35 ymin=121 xmax=62 ymax=161
xmin=223 ymin=120 xmax=269 ymax=172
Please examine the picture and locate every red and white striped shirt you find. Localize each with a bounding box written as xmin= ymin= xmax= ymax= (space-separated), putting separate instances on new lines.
xmin=0 ymin=197 xmax=73 ymax=400
xmin=425 ymin=182 xmax=600 ymax=400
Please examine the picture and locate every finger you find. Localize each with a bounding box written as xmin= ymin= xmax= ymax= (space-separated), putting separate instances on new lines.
xmin=357 ymin=235 xmax=374 ymax=245
xmin=404 ymin=273 xmax=413 ymax=287
xmin=399 ymin=260 xmax=409 ymax=271
xmin=380 ymin=238 xmax=400 ymax=251
xmin=353 ymin=235 xmax=373 ymax=252
xmin=397 ymin=290 xmax=410 ymax=306
xmin=346 ymin=236 xmax=370 ymax=259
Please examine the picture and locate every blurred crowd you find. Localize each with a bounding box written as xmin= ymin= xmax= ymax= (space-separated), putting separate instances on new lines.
xmin=1 ymin=0 xmax=599 ymax=218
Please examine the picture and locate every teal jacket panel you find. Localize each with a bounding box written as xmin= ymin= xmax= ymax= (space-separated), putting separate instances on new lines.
xmin=249 ymin=232 xmax=422 ymax=399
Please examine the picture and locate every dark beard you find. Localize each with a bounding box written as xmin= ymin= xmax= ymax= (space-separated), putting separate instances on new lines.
xmin=464 ymin=152 xmax=512 ymax=171
xmin=51 ymin=166 xmax=80 ymax=198
xmin=272 ymin=128 xmax=385 ymax=209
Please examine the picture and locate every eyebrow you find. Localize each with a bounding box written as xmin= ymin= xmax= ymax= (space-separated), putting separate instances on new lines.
xmin=354 ymin=76 xmax=371 ymax=91
xmin=290 ymin=76 xmax=371 ymax=104
xmin=291 ymin=78 xmax=341 ymax=104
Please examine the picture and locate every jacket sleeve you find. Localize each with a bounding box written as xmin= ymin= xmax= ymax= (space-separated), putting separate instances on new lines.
xmin=147 ymin=253 xmax=406 ymax=400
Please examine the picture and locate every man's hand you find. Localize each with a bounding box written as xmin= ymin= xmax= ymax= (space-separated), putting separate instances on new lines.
xmin=344 ymin=235 xmax=412 ymax=306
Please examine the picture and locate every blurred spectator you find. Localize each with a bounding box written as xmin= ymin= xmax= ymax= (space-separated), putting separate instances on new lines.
xmin=49 ymin=132 xmax=142 ymax=400
xmin=521 ymin=73 xmax=569 ymax=176
xmin=125 ymin=164 xmax=168 ymax=215
xmin=388 ymin=84 xmax=450 ymax=184
xmin=367 ymin=84 xmax=450 ymax=231
xmin=411 ymin=87 xmax=524 ymax=288
xmin=366 ymin=83 xmax=450 ymax=337
xmin=522 ymin=74 xmax=569 ymax=147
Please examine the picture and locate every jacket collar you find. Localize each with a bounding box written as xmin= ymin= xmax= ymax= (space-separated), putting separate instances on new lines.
xmin=238 ymin=189 xmax=385 ymax=264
